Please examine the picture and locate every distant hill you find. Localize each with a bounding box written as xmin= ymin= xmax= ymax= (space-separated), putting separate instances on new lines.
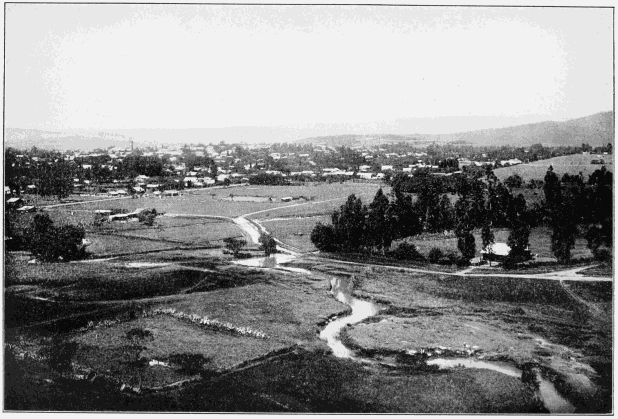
xmin=4 ymin=128 xmax=132 ymax=152
xmin=5 ymin=111 xmax=613 ymax=151
xmin=296 ymin=112 xmax=614 ymax=148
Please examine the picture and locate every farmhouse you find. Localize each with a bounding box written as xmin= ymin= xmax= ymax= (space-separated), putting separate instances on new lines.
xmin=480 ymin=242 xmax=531 ymax=262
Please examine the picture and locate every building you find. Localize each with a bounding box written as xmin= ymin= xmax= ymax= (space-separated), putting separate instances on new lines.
xmin=480 ymin=242 xmax=531 ymax=262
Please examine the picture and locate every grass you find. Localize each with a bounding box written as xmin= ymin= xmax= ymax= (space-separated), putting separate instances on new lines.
xmin=408 ymin=226 xmax=592 ymax=261
xmin=86 ymin=234 xmax=184 ymax=256
xmin=577 ymin=264 xmax=613 ymax=278
xmin=73 ymin=315 xmax=287 ymax=386
xmin=112 ymin=220 xmax=243 ymax=246
xmin=67 ymin=182 xmax=385 ymax=219
xmin=493 ymin=154 xmax=614 ymax=182
xmin=6 ymin=258 xmax=271 ymax=303
xmin=258 ymin=216 xmax=330 ymax=252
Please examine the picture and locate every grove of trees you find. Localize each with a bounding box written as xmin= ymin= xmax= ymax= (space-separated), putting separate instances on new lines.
xmin=311 ymin=165 xmax=613 ymax=266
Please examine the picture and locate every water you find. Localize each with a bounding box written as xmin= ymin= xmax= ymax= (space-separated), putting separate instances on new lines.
xmin=428 ymin=358 xmax=576 ymax=413
xmin=231 ymin=253 xmax=312 ymax=276
xmin=319 ymin=277 xmax=380 ymax=359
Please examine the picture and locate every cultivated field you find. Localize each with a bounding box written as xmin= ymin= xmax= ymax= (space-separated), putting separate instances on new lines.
xmin=494 ymin=154 xmax=614 ymax=182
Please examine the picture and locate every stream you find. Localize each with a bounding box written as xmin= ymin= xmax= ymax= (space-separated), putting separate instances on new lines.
xmin=229 ymin=221 xmax=576 ymax=413
xmin=319 ymin=275 xmax=576 ymax=413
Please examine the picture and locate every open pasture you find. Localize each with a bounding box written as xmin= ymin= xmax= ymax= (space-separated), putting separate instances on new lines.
xmin=68 ymin=182 xmax=385 ymax=219
xmin=259 ymin=215 xmax=331 ymax=252
xmin=494 ymin=154 xmax=614 ymax=182
xmin=110 ymin=218 xmax=244 ymax=247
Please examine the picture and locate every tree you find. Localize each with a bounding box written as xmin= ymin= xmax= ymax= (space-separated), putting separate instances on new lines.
xmin=504 ymin=174 xmax=524 ymax=189
xmin=507 ymin=219 xmax=531 ymax=259
xmin=481 ymin=222 xmax=494 ymax=251
xmin=37 ymin=161 xmax=74 ymax=199
xmin=367 ymin=188 xmax=393 ymax=254
xmin=25 ymin=214 xmax=87 ymax=262
xmin=416 ymin=175 xmax=443 ymax=232
xmin=456 ymin=224 xmax=476 ymax=261
xmin=551 ymin=219 xmax=577 ymax=264
xmin=387 ymin=185 xmax=422 ymax=239
xmin=543 ymin=165 xmax=561 ymax=215
xmin=259 ymin=232 xmax=277 ymax=256
xmin=331 ymin=194 xmax=368 ymax=251
xmin=435 ymin=194 xmax=455 ymax=232
xmin=224 ymin=237 xmax=247 ymax=258
xmin=310 ymin=223 xmax=338 ymax=252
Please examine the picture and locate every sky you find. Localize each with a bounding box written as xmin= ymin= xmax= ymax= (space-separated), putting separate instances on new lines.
xmin=5 ymin=4 xmax=614 ymax=142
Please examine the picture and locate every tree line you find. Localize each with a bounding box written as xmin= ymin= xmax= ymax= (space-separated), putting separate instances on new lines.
xmin=311 ymin=166 xmax=613 ymax=265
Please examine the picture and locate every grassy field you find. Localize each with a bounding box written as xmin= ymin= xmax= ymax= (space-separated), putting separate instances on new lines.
xmin=64 ymin=182 xmax=385 ymax=219
xmin=327 ymin=260 xmax=612 ymax=413
xmin=494 ymin=154 xmax=614 ymax=182
xmin=109 ymin=219 xmax=244 ymax=246
xmin=406 ymin=226 xmax=592 ymax=261
xmin=259 ymin=215 xmax=330 ymax=252
xmin=5 ymin=177 xmax=612 ymax=412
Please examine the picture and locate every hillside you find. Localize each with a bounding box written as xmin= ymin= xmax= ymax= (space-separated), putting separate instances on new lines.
xmin=5 ymin=111 xmax=613 ymax=151
xmin=493 ymin=153 xmax=614 ymax=182
xmin=297 ymin=112 xmax=614 ymax=148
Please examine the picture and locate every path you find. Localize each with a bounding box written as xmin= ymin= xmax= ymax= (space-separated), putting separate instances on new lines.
xmin=306 ymin=256 xmax=611 ymax=282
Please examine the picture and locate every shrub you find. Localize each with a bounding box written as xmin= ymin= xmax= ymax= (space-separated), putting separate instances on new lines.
xmin=592 ymin=247 xmax=612 ymax=262
xmin=258 ymin=232 xmax=277 ymax=257
xmin=168 ymin=353 xmax=212 ymax=377
xmin=137 ymin=208 xmax=158 ymax=225
xmin=310 ymin=222 xmax=338 ymax=252
xmin=24 ymin=214 xmax=87 ymax=262
xmin=456 ymin=257 xmax=471 ymax=267
xmin=428 ymin=247 xmax=444 ymax=264
xmin=388 ymin=242 xmax=425 ymax=261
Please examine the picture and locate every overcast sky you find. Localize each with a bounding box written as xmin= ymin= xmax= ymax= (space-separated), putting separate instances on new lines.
xmin=5 ymin=4 xmax=614 ymax=140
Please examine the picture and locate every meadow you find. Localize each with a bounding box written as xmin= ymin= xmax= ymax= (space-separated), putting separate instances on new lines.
xmin=407 ymin=226 xmax=592 ymax=262
xmin=493 ymin=153 xmax=614 ymax=182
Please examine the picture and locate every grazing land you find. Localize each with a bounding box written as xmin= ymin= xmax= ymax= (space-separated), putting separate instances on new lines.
xmin=493 ymin=154 xmax=614 ymax=181
xmin=5 ymin=178 xmax=612 ymax=413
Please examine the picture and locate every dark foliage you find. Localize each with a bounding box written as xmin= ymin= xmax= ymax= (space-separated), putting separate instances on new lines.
xmin=24 ymin=214 xmax=87 ymax=262
xmin=259 ymin=232 xmax=277 ymax=256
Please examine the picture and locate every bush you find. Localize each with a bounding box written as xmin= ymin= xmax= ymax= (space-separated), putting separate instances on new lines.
xmin=137 ymin=208 xmax=158 ymax=225
xmin=428 ymin=247 xmax=444 ymax=264
xmin=258 ymin=232 xmax=277 ymax=257
xmin=310 ymin=223 xmax=338 ymax=252
xmin=24 ymin=214 xmax=87 ymax=262
xmin=592 ymin=247 xmax=612 ymax=262
xmin=168 ymin=353 xmax=212 ymax=377
xmin=388 ymin=242 xmax=425 ymax=261
xmin=456 ymin=257 xmax=471 ymax=267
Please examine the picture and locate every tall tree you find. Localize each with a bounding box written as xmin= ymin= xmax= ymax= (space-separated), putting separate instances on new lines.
xmin=367 ymin=188 xmax=393 ymax=254
xmin=331 ymin=194 xmax=368 ymax=251
xmin=387 ymin=186 xmax=421 ymax=239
